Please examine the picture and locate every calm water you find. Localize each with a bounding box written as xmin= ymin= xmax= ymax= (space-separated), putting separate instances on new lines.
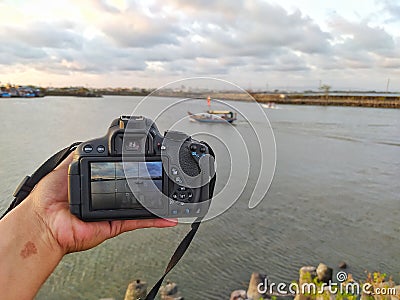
xmin=0 ymin=96 xmax=399 ymax=299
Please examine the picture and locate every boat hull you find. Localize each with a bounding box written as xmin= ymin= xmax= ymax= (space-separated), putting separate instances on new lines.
xmin=188 ymin=112 xmax=236 ymax=124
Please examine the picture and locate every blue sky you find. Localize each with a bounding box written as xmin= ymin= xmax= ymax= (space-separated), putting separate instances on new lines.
xmin=0 ymin=0 xmax=399 ymax=91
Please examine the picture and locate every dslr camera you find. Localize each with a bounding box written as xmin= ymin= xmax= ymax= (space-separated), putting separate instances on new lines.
xmin=68 ymin=116 xmax=215 ymax=221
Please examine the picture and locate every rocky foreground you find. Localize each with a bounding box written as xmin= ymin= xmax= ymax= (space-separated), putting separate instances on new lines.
xmin=230 ymin=264 xmax=399 ymax=300
xmin=101 ymin=262 xmax=399 ymax=300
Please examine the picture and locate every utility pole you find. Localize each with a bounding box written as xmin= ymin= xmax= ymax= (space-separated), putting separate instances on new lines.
xmin=248 ymin=82 xmax=252 ymax=92
xmin=386 ymin=78 xmax=390 ymax=93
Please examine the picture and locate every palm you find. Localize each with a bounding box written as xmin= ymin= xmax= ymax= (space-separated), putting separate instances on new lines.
xmin=32 ymin=153 xmax=176 ymax=255
xmin=48 ymin=202 xmax=112 ymax=253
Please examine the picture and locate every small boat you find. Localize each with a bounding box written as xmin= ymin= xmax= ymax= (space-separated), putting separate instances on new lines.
xmin=188 ymin=111 xmax=237 ymax=123
xmin=1 ymin=92 xmax=11 ymax=98
xmin=262 ymin=102 xmax=276 ymax=109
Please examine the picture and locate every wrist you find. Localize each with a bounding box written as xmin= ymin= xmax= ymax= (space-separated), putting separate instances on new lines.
xmin=0 ymin=197 xmax=64 ymax=298
xmin=27 ymin=196 xmax=66 ymax=257
xmin=7 ymin=196 xmax=65 ymax=261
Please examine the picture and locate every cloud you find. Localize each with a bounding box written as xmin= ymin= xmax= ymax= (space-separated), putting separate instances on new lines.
xmin=0 ymin=42 xmax=47 ymax=64
xmin=161 ymin=0 xmax=331 ymax=56
xmin=329 ymin=16 xmax=395 ymax=52
xmin=326 ymin=14 xmax=399 ymax=71
xmin=2 ymin=21 xmax=83 ymax=49
xmin=380 ymin=0 xmax=400 ymax=23
xmin=0 ymin=0 xmax=398 ymax=90
xmin=100 ymin=9 xmax=189 ymax=48
xmin=123 ymin=0 xmax=331 ymax=76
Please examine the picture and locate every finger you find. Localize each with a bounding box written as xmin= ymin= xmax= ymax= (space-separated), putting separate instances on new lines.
xmin=35 ymin=151 xmax=75 ymax=197
xmin=117 ymin=218 xmax=178 ymax=234
xmin=55 ymin=151 xmax=75 ymax=170
xmin=149 ymin=218 xmax=178 ymax=228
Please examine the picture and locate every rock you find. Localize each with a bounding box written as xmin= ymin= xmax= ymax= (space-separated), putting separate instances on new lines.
xmin=391 ymin=285 xmax=400 ymax=300
xmin=247 ymin=272 xmax=267 ymax=300
xmin=299 ymin=266 xmax=317 ymax=286
xmin=230 ymin=290 xmax=247 ymax=300
xmin=316 ymin=263 xmax=333 ymax=283
xmin=315 ymin=286 xmax=336 ymax=300
xmin=124 ymin=279 xmax=147 ymax=300
xmin=338 ymin=261 xmax=347 ymax=269
xmin=360 ymin=280 xmax=397 ymax=300
xmin=373 ymin=281 xmax=396 ymax=300
xmin=296 ymin=266 xmax=318 ymax=300
xmin=295 ymin=294 xmax=313 ymax=300
xmin=159 ymin=280 xmax=183 ymax=300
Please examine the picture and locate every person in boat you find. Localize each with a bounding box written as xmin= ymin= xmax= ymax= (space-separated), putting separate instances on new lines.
xmin=0 ymin=153 xmax=177 ymax=299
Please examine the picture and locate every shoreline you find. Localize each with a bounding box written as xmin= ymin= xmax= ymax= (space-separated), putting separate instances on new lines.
xmin=211 ymin=92 xmax=400 ymax=109
xmin=3 ymin=91 xmax=400 ymax=109
xmin=251 ymin=93 xmax=400 ymax=109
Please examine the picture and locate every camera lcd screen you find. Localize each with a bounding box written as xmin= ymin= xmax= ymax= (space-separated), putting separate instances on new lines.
xmin=90 ymin=161 xmax=163 ymax=210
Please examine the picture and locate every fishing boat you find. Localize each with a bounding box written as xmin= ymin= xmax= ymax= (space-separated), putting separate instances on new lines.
xmin=188 ymin=111 xmax=237 ymax=124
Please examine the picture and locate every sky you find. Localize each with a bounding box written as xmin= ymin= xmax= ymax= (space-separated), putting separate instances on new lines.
xmin=0 ymin=0 xmax=399 ymax=91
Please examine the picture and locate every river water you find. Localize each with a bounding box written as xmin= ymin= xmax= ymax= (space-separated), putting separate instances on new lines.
xmin=0 ymin=96 xmax=399 ymax=299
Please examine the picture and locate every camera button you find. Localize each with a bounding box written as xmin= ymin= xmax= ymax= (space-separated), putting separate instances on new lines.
xmin=178 ymin=186 xmax=186 ymax=191
xmin=83 ymin=144 xmax=93 ymax=153
xmin=200 ymin=146 xmax=207 ymax=153
xmin=171 ymin=167 xmax=178 ymax=175
xmin=172 ymin=193 xmax=178 ymax=200
xmin=97 ymin=145 xmax=105 ymax=153
xmin=190 ymin=144 xmax=198 ymax=151
xmin=179 ymin=193 xmax=186 ymax=200
xmin=171 ymin=209 xmax=178 ymax=215
xmin=175 ymin=176 xmax=183 ymax=184
xmin=185 ymin=208 xmax=190 ymax=214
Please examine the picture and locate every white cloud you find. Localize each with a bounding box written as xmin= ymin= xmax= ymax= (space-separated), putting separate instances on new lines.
xmin=0 ymin=0 xmax=398 ymax=90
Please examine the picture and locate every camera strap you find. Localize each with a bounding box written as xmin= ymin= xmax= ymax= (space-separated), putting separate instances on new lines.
xmin=0 ymin=142 xmax=82 ymax=220
xmin=144 ymin=216 xmax=203 ymax=300
xmin=145 ymin=141 xmax=216 ymax=300
xmin=1 ymin=142 xmax=216 ymax=300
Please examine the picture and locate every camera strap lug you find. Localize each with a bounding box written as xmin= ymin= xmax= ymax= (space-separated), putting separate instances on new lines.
xmin=13 ymin=175 xmax=33 ymax=199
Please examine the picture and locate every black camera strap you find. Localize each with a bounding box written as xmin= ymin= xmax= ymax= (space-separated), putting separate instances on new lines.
xmin=144 ymin=142 xmax=216 ymax=300
xmin=0 ymin=142 xmax=82 ymax=220
xmin=1 ymin=142 xmax=216 ymax=300
xmin=144 ymin=216 xmax=203 ymax=300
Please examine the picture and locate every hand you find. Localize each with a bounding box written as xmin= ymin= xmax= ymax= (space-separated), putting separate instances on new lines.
xmin=0 ymin=152 xmax=177 ymax=299
xmin=29 ymin=152 xmax=177 ymax=254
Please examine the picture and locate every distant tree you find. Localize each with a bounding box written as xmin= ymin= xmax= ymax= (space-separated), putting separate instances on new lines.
xmin=319 ymin=84 xmax=331 ymax=100
xmin=319 ymin=84 xmax=331 ymax=94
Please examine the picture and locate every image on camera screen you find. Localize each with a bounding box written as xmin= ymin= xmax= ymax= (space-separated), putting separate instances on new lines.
xmin=90 ymin=161 xmax=163 ymax=210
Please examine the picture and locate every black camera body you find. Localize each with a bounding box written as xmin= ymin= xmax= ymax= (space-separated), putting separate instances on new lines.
xmin=68 ymin=116 xmax=214 ymax=221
